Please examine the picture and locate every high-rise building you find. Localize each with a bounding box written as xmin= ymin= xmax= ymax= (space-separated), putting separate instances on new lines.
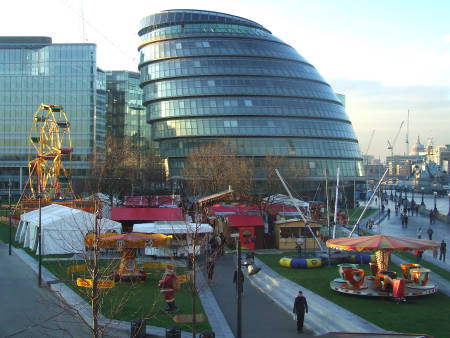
xmin=138 ymin=10 xmax=363 ymax=192
xmin=0 ymin=37 xmax=105 ymax=198
xmin=105 ymin=71 xmax=151 ymax=150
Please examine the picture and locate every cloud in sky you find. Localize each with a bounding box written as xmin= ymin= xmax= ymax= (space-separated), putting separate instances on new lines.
xmin=330 ymin=78 xmax=450 ymax=159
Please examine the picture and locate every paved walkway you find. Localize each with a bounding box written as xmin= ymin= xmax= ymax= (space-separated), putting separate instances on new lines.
xmin=0 ymin=241 xmax=90 ymax=338
xmin=205 ymin=253 xmax=310 ymax=337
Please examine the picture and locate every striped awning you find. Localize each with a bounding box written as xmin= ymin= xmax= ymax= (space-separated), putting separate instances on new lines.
xmin=326 ymin=235 xmax=440 ymax=252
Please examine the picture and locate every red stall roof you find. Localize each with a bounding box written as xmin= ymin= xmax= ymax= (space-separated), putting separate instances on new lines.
xmin=111 ymin=207 xmax=184 ymax=221
xmin=226 ymin=215 xmax=265 ymax=227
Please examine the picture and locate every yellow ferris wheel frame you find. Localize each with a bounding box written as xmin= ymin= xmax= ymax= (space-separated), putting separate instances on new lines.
xmin=27 ymin=104 xmax=75 ymax=201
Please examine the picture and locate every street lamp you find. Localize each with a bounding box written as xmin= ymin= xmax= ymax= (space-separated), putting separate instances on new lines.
xmin=37 ymin=193 xmax=43 ymax=287
xmin=236 ymin=239 xmax=242 ymax=338
xmin=433 ymin=191 xmax=438 ymax=214
xmin=447 ymin=193 xmax=450 ymax=217
xmin=421 ymin=187 xmax=424 ymax=206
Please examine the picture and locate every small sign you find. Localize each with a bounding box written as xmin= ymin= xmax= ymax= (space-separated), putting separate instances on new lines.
xmin=67 ymin=264 xmax=86 ymax=274
xmin=76 ymin=278 xmax=115 ymax=289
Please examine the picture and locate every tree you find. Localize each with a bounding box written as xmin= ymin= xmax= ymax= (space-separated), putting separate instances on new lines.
xmin=182 ymin=140 xmax=255 ymax=197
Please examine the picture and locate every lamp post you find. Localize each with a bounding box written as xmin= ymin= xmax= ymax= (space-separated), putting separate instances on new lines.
xmin=8 ymin=179 xmax=12 ymax=256
xmin=236 ymin=239 xmax=242 ymax=338
xmin=447 ymin=193 xmax=450 ymax=217
xmin=37 ymin=193 xmax=43 ymax=287
xmin=433 ymin=191 xmax=438 ymax=214
xmin=421 ymin=187 xmax=424 ymax=206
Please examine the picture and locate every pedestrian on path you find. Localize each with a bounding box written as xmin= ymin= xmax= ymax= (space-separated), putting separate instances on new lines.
xmin=429 ymin=211 xmax=434 ymax=225
xmin=415 ymin=205 xmax=419 ymax=216
xmin=293 ymin=290 xmax=308 ymax=332
xmin=404 ymin=214 xmax=408 ymax=228
xmin=387 ymin=208 xmax=391 ymax=219
xmin=207 ymin=255 xmax=215 ymax=281
xmin=427 ymin=227 xmax=433 ymax=240
xmin=417 ymin=227 xmax=422 ymax=239
xmin=401 ymin=214 xmax=405 ymax=228
xmin=440 ymin=240 xmax=446 ymax=262
xmin=433 ymin=248 xmax=438 ymax=259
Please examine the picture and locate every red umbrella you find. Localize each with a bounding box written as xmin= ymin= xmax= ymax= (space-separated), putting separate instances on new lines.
xmin=327 ymin=235 xmax=440 ymax=271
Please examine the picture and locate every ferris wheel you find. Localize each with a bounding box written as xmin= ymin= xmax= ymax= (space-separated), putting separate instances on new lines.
xmin=27 ymin=104 xmax=75 ymax=201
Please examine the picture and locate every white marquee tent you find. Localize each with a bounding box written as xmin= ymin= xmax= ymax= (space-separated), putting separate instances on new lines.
xmin=16 ymin=204 xmax=121 ymax=255
xmin=133 ymin=221 xmax=213 ymax=257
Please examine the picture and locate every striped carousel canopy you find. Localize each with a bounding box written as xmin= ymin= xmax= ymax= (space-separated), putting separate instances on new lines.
xmin=326 ymin=235 xmax=440 ymax=252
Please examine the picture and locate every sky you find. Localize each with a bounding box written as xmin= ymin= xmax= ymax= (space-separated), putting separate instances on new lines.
xmin=2 ymin=0 xmax=450 ymax=159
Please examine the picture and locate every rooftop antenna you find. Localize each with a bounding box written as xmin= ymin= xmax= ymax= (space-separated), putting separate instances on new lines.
xmin=405 ymin=109 xmax=410 ymax=156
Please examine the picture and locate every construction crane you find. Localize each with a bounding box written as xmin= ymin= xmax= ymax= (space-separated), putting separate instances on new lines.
xmin=387 ymin=121 xmax=404 ymax=157
xmin=364 ymin=130 xmax=375 ymax=164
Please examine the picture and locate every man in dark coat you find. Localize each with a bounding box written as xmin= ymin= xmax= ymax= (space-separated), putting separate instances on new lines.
xmin=440 ymin=240 xmax=447 ymax=262
xmin=293 ymin=290 xmax=308 ymax=332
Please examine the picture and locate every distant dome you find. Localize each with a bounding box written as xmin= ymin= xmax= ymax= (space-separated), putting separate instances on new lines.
xmin=410 ymin=136 xmax=424 ymax=155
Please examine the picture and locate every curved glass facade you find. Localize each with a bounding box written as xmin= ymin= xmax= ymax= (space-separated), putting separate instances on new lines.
xmin=138 ymin=10 xmax=363 ymax=181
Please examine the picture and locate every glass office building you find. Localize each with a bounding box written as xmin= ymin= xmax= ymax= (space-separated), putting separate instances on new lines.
xmin=138 ymin=10 xmax=363 ymax=189
xmin=0 ymin=37 xmax=105 ymax=198
xmin=105 ymin=71 xmax=152 ymax=151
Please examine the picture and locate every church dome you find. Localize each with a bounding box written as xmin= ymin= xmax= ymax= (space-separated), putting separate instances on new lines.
xmin=410 ymin=136 xmax=424 ymax=155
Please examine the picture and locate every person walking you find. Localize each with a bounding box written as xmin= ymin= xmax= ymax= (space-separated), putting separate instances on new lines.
xmin=207 ymin=255 xmax=215 ymax=281
xmin=404 ymin=214 xmax=408 ymax=228
xmin=427 ymin=227 xmax=433 ymax=240
xmin=417 ymin=227 xmax=422 ymax=239
xmin=429 ymin=211 xmax=434 ymax=225
xmin=293 ymin=290 xmax=308 ymax=332
xmin=387 ymin=208 xmax=391 ymax=219
xmin=440 ymin=240 xmax=446 ymax=262
xmin=401 ymin=214 xmax=405 ymax=228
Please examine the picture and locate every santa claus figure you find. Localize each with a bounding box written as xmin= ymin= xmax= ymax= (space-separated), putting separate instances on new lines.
xmin=159 ymin=265 xmax=179 ymax=313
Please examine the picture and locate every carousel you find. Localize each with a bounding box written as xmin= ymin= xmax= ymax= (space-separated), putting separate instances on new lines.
xmin=326 ymin=235 xmax=440 ymax=299
xmin=85 ymin=232 xmax=172 ymax=281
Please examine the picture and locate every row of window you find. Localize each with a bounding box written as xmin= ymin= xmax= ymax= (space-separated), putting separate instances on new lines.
xmin=139 ymin=38 xmax=303 ymax=65
xmin=147 ymin=97 xmax=347 ymax=120
xmin=0 ymin=61 xmax=94 ymax=76
xmin=140 ymin=23 xmax=279 ymax=44
xmin=139 ymin=11 xmax=265 ymax=34
xmin=139 ymin=57 xmax=320 ymax=83
xmin=0 ymin=45 xmax=95 ymax=63
xmin=143 ymin=77 xmax=336 ymax=102
xmin=168 ymin=157 xmax=362 ymax=178
xmin=0 ymin=76 xmax=94 ymax=90
xmin=152 ymin=117 xmax=356 ymax=140
xmin=160 ymin=137 xmax=361 ymax=158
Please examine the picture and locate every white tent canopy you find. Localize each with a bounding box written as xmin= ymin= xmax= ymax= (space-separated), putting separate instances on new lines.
xmin=133 ymin=221 xmax=213 ymax=234
xmin=263 ymin=194 xmax=310 ymax=208
xmin=16 ymin=204 xmax=121 ymax=255
xmin=133 ymin=221 xmax=213 ymax=257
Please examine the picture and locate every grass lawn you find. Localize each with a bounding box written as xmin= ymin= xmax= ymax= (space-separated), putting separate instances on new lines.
xmin=257 ymin=252 xmax=450 ymax=338
xmin=0 ymin=222 xmax=212 ymax=333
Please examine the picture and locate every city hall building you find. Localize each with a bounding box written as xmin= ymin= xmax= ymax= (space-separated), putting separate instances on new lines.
xmin=138 ymin=9 xmax=363 ymax=193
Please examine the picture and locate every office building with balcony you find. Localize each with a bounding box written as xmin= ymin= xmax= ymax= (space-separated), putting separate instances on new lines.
xmin=0 ymin=36 xmax=105 ymax=198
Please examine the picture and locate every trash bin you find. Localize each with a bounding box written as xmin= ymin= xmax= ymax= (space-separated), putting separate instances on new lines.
xmin=199 ymin=331 xmax=215 ymax=338
xmin=166 ymin=326 xmax=181 ymax=338
xmin=130 ymin=319 xmax=146 ymax=338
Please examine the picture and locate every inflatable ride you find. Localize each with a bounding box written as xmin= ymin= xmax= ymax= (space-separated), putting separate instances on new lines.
xmin=279 ymin=253 xmax=376 ymax=269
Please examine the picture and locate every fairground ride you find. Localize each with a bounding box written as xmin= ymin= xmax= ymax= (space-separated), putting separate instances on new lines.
xmin=22 ymin=104 xmax=76 ymax=202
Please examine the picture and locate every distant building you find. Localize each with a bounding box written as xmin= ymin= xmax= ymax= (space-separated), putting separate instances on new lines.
xmin=105 ymin=71 xmax=152 ymax=150
xmin=0 ymin=37 xmax=105 ymax=198
xmin=410 ymin=136 xmax=425 ymax=156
